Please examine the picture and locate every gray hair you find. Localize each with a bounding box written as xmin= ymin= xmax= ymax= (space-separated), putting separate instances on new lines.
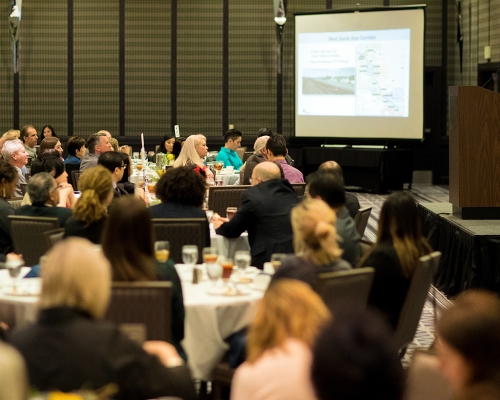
xmin=253 ymin=135 xmax=269 ymax=154
xmin=1 ymin=139 xmax=24 ymax=162
xmin=27 ymin=172 xmax=55 ymax=205
xmin=86 ymin=132 xmax=106 ymax=154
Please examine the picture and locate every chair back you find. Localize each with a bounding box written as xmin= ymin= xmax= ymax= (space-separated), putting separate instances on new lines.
xmin=394 ymin=251 xmax=441 ymax=354
xmin=65 ymin=163 xmax=81 ymax=188
xmin=71 ymin=170 xmax=80 ymax=190
xmin=242 ymin=152 xmax=253 ymax=163
xmin=235 ymin=147 xmax=247 ymax=161
xmin=7 ymin=197 xmax=23 ymax=210
xmin=354 ymin=206 xmax=372 ymax=237
xmin=314 ymin=267 xmax=375 ymax=313
xmin=105 ymin=282 xmax=172 ymax=344
xmin=208 ymin=186 xmax=249 ymax=216
xmin=291 ymin=183 xmax=306 ymax=196
xmin=43 ymin=228 xmax=65 ymax=250
xmin=8 ymin=216 xmax=60 ymax=266
xmin=151 ymin=218 xmax=207 ymax=264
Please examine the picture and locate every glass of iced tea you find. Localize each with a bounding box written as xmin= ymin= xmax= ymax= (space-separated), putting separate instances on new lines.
xmin=270 ymin=253 xmax=287 ymax=270
xmin=154 ymin=241 xmax=170 ymax=263
xmin=147 ymin=182 xmax=156 ymax=194
xmin=221 ymin=257 xmax=234 ymax=284
xmin=136 ymin=162 xmax=143 ymax=171
xmin=226 ymin=207 xmax=237 ymax=220
xmin=214 ymin=161 xmax=224 ymax=173
xmin=203 ymin=247 xmax=220 ymax=284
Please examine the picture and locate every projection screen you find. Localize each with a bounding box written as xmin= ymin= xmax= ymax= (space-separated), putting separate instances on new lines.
xmin=294 ymin=7 xmax=425 ymax=140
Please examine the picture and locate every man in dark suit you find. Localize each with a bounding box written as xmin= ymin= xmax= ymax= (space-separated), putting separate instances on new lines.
xmin=15 ymin=173 xmax=72 ymax=227
xmin=319 ymin=160 xmax=360 ymax=219
xmin=213 ymin=161 xmax=299 ymax=269
xmin=98 ymin=151 xmax=129 ymax=198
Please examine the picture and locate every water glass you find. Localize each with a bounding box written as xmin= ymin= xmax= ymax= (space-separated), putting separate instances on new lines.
xmin=220 ymin=257 xmax=234 ymax=284
xmin=182 ymin=245 xmax=198 ymax=266
xmin=154 ymin=241 xmax=170 ymax=263
xmin=234 ymin=250 xmax=251 ymax=273
xmin=270 ymin=253 xmax=288 ymax=269
xmin=226 ymin=207 xmax=237 ymax=221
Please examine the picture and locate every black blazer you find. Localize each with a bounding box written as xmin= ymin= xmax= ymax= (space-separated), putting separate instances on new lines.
xmin=9 ymin=307 xmax=197 ymax=400
xmin=216 ymin=179 xmax=300 ymax=269
xmin=15 ymin=204 xmax=73 ymax=228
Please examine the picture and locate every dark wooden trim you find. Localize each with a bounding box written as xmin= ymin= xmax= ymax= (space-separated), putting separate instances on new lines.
xmin=222 ymin=0 xmax=229 ymax=133
xmin=170 ymin=0 xmax=177 ymax=128
xmin=119 ymin=0 xmax=125 ymax=136
xmin=67 ymin=0 xmax=74 ymax=136
xmin=13 ymin=72 xmax=19 ymax=129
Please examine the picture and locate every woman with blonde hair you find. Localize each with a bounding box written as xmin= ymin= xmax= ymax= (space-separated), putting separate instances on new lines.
xmin=10 ymin=238 xmax=196 ymax=399
xmin=271 ymin=198 xmax=351 ymax=287
xmin=231 ymin=279 xmax=330 ymax=400
xmin=0 ymin=341 xmax=28 ymax=400
xmin=173 ymin=134 xmax=214 ymax=180
xmin=63 ymin=165 xmax=113 ymax=244
xmin=359 ymin=191 xmax=432 ymax=328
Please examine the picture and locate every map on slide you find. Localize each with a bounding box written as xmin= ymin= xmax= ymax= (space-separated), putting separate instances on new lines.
xmin=355 ymin=42 xmax=409 ymax=117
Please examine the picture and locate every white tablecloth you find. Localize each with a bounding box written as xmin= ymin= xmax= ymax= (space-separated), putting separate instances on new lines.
xmin=210 ymin=231 xmax=250 ymax=260
xmin=218 ymin=173 xmax=240 ymax=186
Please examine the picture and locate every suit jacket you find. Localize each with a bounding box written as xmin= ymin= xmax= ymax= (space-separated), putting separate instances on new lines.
xmin=10 ymin=307 xmax=196 ymax=400
xmin=79 ymin=153 xmax=99 ymax=172
xmin=216 ymin=179 xmax=299 ymax=269
xmin=345 ymin=192 xmax=361 ymax=219
xmin=15 ymin=204 xmax=73 ymax=227
xmin=336 ymin=206 xmax=362 ymax=266
xmin=149 ymin=202 xmax=210 ymax=247
xmin=14 ymin=166 xmax=27 ymax=198
xmin=242 ymin=153 xmax=265 ymax=185
xmin=113 ymin=184 xmax=130 ymax=198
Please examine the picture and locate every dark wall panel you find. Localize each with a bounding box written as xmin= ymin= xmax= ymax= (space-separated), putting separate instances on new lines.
xmin=19 ymin=1 xmax=67 ymax=134
xmin=0 ymin=3 xmax=13 ymax=131
xmin=125 ymin=1 xmax=170 ymax=138
xmin=177 ymin=1 xmax=223 ymax=138
xmin=74 ymin=1 xmax=119 ymax=137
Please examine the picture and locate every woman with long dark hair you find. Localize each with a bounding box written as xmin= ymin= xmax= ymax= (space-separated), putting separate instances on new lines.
xmin=102 ymin=196 xmax=186 ymax=359
xmin=358 ymin=191 xmax=432 ymax=328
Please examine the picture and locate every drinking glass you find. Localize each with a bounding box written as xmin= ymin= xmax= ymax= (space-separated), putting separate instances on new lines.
xmin=234 ymin=250 xmax=251 ymax=274
xmin=203 ymin=247 xmax=221 ymax=285
xmin=226 ymin=207 xmax=237 ymax=221
xmin=154 ymin=241 xmax=170 ymax=263
xmin=182 ymin=245 xmax=199 ymax=267
xmin=6 ymin=259 xmax=23 ymax=292
xmin=220 ymin=257 xmax=234 ymax=284
xmin=214 ymin=162 xmax=224 ymax=173
xmin=270 ymin=253 xmax=287 ymax=270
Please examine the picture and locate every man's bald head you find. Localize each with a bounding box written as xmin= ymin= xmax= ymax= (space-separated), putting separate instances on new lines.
xmin=319 ymin=160 xmax=343 ymax=176
xmin=252 ymin=161 xmax=281 ymax=185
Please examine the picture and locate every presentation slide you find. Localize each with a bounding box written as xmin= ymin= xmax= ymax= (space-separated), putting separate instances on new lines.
xmin=295 ymin=8 xmax=424 ymax=140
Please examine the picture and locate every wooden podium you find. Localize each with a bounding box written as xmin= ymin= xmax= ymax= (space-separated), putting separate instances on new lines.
xmin=449 ymin=86 xmax=500 ymax=219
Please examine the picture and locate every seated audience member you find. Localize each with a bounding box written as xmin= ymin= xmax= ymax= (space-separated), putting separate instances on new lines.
xmin=0 ymin=160 xmax=19 ymax=259
xmin=264 ymin=134 xmax=303 ymax=183
xmin=15 ymin=173 xmax=72 ymax=227
xmin=150 ymin=167 xmax=210 ymax=246
xmin=2 ymin=139 xmax=28 ymax=198
xmin=307 ymin=170 xmax=362 ymax=266
xmin=272 ymin=198 xmax=351 ymax=287
xmin=39 ymin=137 xmax=64 ymax=158
xmin=231 ymin=279 xmax=330 ymax=400
xmin=319 ymin=160 xmax=360 ymax=218
xmin=358 ymin=191 xmax=432 ymax=328
xmin=311 ymin=308 xmax=405 ymax=400
xmin=116 ymin=152 xmax=139 ymax=196
xmin=213 ymin=161 xmax=299 ymax=269
xmin=20 ymin=125 xmax=38 ymax=160
xmin=109 ymin=137 xmax=119 ymax=152
xmin=156 ymin=133 xmax=176 ymax=156
xmin=172 ymin=137 xmax=185 ymax=159
xmin=0 ymin=341 xmax=28 ymax=400
xmin=242 ymin=135 xmax=269 ymax=185
xmin=257 ymin=128 xmax=294 ymax=166
xmin=102 ymin=196 xmax=186 ymax=358
xmin=10 ymin=238 xmax=196 ymax=400
xmin=173 ymin=134 xmax=214 ymax=180
xmin=98 ymin=151 xmax=129 ymax=198
xmin=29 ymin=156 xmax=77 ymax=208
xmin=64 ymin=136 xmax=86 ymax=165
xmin=80 ymin=132 xmax=113 ymax=172
xmin=216 ymin=129 xmax=244 ymax=170
xmin=64 ymin=166 xmax=113 ymax=244
xmin=39 ymin=125 xmax=57 ymax=142
xmin=436 ymin=290 xmax=500 ymax=397
xmin=0 ymin=130 xmax=19 ymax=155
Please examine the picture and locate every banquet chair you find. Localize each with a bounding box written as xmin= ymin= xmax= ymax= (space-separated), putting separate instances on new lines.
xmin=235 ymin=146 xmax=247 ymax=161
xmin=105 ymin=282 xmax=172 ymax=344
xmin=291 ymin=183 xmax=306 ymax=197
xmin=208 ymin=186 xmax=249 ymax=216
xmin=394 ymin=251 xmax=441 ymax=357
xmin=151 ymin=218 xmax=208 ymax=264
xmin=313 ymin=267 xmax=375 ymax=313
xmin=43 ymin=228 xmax=65 ymax=250
xmin=71 ymin=170 xmax=80 ymax=191
xmin=354 ymin=206 xmax=372 ymax=238
xmin=242 ymin=152 xmax=253 ymax=163
xmin=8 ymin=216 xmax=60 ymax=266
xmin=7 ymin=197 xmax=23 ymax=210
xmin=65 ymin=163 xmax=80 ymax=188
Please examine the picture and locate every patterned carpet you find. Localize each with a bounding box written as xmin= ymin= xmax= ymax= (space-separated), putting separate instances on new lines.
xmin=351 ymin=184 xmax=451 ymax=367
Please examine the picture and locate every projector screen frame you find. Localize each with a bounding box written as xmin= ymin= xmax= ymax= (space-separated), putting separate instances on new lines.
xmin=293 ymin=5 xmax=427 ymax=145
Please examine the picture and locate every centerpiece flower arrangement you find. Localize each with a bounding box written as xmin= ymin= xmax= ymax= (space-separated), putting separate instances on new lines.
xmin=164 ymin=153 xmax=175 ymax=166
